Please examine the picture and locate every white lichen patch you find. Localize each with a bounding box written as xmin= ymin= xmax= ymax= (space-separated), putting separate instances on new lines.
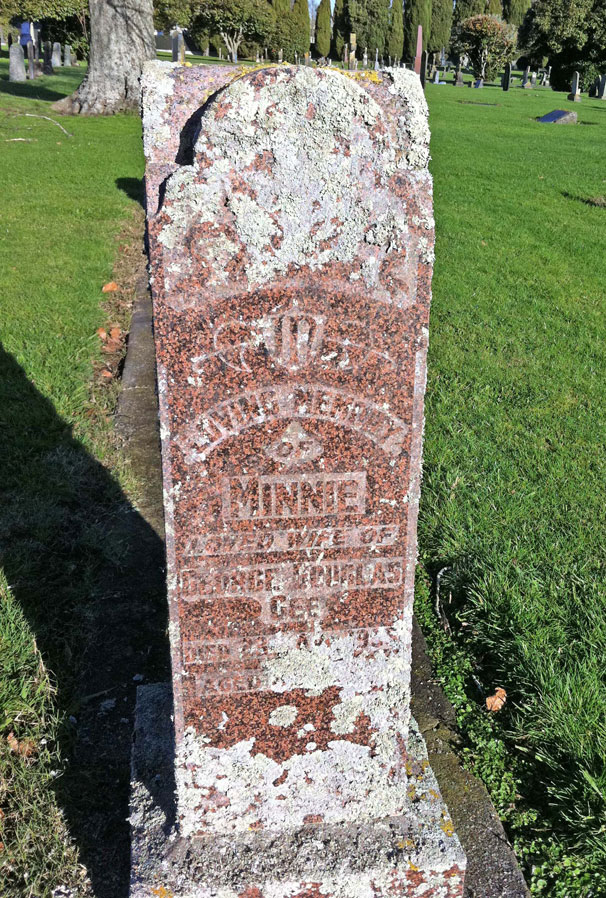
xmin=385 ymin=67 xmax=431 ymax=171
xmin=268 ymin=704 xmax=298 ymax=727
xmin=176 ymin=619 xmax=415 ymax=836
xmin=157 ymin=67 xmax=431 ymax=297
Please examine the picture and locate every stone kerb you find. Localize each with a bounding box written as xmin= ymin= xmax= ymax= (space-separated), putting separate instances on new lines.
xmin=137 ymin=62 xmax=465 ymax=898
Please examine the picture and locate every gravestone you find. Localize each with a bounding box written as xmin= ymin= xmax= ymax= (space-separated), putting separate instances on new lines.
xmin=538 ymin=109 xmax=577 ymax=124
xmin=374 ymin=47 xmax=379 ymax=70
xmin=530 ymin=72 xmax=537 ymax=88
xmin=64 ymin=43 xmax=71 ymax=66
xmin=454 ymin=66 xmax=464 ymax=86
xmin=433 ymin=69 xmax=440 ymax=84
xmin=414 ymin=25 xmax=422 ymax=75
xmin=51 ymin=41 xmax=62 ymax=67
xmin=43 ymin=40 xmax=53 ymax=74
xmin=9 ymin=43 xmax=26 ymax=82
xmin=568 ymin=70 xmax=581 ymax=101
xmin=278 ymin=48 xmax=283 ymax=63
xmin=172 ymin=29 xmax=185 ymax=64
xmin=502 ymin=62 xmax=511 ymax=90
xmin=522 ymin=66 xmax=532 ymax=88
xmin=420 ymin=50 xmax=427 ymax=88
xmin=598 ymin=74 xmax=606 ymax=99
xmin=27 ymin=40 xmax=35 ymax=79
xmin=363 ymin=47 xmax=368 ymax=68
xmin=134 ymin=61 xmax=466 ymax=898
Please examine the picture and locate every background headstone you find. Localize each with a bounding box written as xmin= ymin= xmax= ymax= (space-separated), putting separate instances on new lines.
xmin=414 ymin=25 xmax=422 ymax=75
xmin=9 ymin=43 xmax=27 ymax=82
xmin=455 ymin=66 xmax=464 ymax=86
xmin=27 ymin=40 xmax=35 ymax=79
xmin=64 ymin=43 xmax=71 ymax=66
xmin=530 ymin=72 xmax=537 ymax=88
xmin=43 ymin=40 xmax=53 ymax=75
xmin=51 ymin=41 xmax=61 ymax=68
xmin=598 ymin=74 xmax=606 ymax=99
xmin=568 ymin=70 xmax=581 ymax=101
xmin=522 ymin=65 xmax=531 ymax=88
xmin=502 ymin=62 xmax=511 ymax=90
xmin=135 ymin=61 xmax=466 ymax=898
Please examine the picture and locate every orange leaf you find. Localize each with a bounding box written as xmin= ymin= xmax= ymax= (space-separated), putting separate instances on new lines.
xmin=109 ymin=326 xmax=122 ymax=341
xmin=6 ymin=732 xmax=36 ymax=756
xmin=486 ymin=687 xmax=507 ymax=712
xmin=102 ymin=281 xmax=119 ymax=293
xmin=97 ymin=327 xmax=108 ymax=341
xmin=100 ymin=369 xmax=113 ymax=380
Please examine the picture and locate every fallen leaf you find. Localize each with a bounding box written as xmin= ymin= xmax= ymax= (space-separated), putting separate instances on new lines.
xmin=97 ymin=327 xmax=108 ymax=341
xmin=6 ymin=732 xmax=36 ymax=757
xmin=100 ymin=369 xmax=113 ymax=379
xmin=102 ymin=281 xmax=119 ymax=293
xmin=109 ymin=326 xmax=122 ymax=340
xmin=486 ymin=687 xmax=507 ymax=712
xmin=102 ymin=338 xmax=122 ymax=353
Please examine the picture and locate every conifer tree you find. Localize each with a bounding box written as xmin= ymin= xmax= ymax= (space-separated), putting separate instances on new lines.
xmin=485 ymin=0 xmax=502 ymax=15
xmin=387 ymin=0 xmax=404 ymax=61
xmin=291 ymin=0 xmax=310 ymax=55
xmin=349 ymin=0 xmax=390 ymax=55
xmin=403 ymin=0 xmax=431 ymax=61
xmin=502 ymin=0 xmax=530 ymax=25
xmin=428 ymin=0 xmax=453 ymax=55
xmin=454 ymin=0 xmax=484 ymax=24
xmin=330 ymin=0 xmax=348 ymax=58
xmin=314 ymin=0 xmax=331 ymax=56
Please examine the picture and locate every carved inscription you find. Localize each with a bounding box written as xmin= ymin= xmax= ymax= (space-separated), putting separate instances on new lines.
xmin=178 ymin=384 xmax=408 ymax=462
xmin=222 ymin=471 xmax=366 ymax=520
xmin=184 ymin=627 xmax=406 ymax=696
xmin=180 ymin=557 xmax=404 ymax=601
xmin=183 ymin=523 xmax=399 ymax=556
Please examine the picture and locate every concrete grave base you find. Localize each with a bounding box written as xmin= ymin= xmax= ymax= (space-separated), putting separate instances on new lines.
xmin=130 ymin=683 xmax=465 ymax=898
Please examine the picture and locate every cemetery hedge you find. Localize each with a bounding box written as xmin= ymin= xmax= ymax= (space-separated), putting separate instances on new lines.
xmin=1 ymin=52 xmax=606 ymax=897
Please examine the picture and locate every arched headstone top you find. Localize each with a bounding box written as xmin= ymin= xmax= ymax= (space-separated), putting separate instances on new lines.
xmin=147 ymin=66 xmax=433 ymax=307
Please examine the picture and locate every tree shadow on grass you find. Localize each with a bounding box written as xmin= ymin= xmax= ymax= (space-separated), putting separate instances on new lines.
xmin=0 ymin=346 xmax=172 ymax=898
xmin=0 ymin=74 xmax=82 ymax=104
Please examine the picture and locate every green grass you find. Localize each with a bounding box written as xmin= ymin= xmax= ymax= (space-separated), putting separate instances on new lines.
xmin=0 ymin=53 xmax=144 ymax=896
xmin=1 ymin=51 xmax=606 ymax=896
xmin=420 ymin=82 xmax=606 ymax=895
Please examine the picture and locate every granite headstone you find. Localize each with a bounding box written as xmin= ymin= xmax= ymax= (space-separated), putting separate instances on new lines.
xmin=134 ymin=62 xmax=466 ymax=898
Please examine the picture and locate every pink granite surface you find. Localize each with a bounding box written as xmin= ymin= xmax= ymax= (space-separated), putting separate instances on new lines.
xmin=138 ymin=62 xmax=464 ymax=896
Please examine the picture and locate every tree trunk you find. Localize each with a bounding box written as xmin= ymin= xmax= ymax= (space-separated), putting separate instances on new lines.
xmin=53 ymin=0 xmax=155 ymax=115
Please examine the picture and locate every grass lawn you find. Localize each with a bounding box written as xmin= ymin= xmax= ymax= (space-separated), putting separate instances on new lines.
xmin=420 ymin=81 xmax=606 ymax=896
xmin=0 ymin=53 xmax=605 ymax=897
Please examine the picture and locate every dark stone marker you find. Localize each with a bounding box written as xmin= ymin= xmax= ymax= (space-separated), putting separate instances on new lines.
xmin=132 ymin=61 xmax=466 ymax=898
xmin=420 ymin=49 xmax=427 ymax=88
xmin=43 ymin=40 xmax=53 ymax=75
xmin=537 ymin=109 xmax=578 ymax=124
xmin=27 ymin=40 xmax=35 ymax=79
xmin=502 ymin=62 xmax=511 ymax=91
